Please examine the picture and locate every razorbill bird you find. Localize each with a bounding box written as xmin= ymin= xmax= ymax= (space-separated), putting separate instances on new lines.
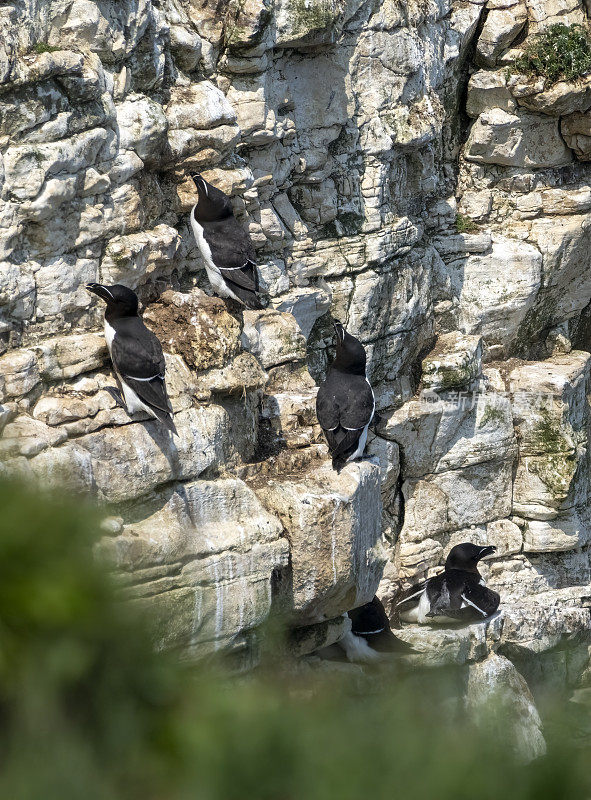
xmin=340 ymin=596 xmax=415 ymax=662
xmin=396 ymin=543 xmax=500 ymax=625
xmin=189 ymin=173 xmax=265 ymax=310
xmin=316 ymin=321 xmax=375 ymax=472
xmin=86 ymin=283 xmax=177 ymax=435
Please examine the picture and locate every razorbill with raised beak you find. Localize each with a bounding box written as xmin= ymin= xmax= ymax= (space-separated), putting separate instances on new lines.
xmin=189 ymin=173 xmax=265 ymax=310
xmin=86 ymin=283 xmax=177 ymax=435
xmin=340 ymin=596 xmax=415 ymax=662
xmin=396 ymin=543 xmax=500 ymax=624
xmin=316 ymin=321 xmax=375 ymax=472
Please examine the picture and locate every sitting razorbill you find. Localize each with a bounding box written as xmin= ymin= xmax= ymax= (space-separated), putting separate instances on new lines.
xmin=340 ymin=596 xmax=415 ymax=663
xmin=396 ymin=544 xmax=500 ymax=624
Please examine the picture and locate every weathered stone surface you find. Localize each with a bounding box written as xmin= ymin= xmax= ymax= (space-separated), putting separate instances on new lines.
xmin=421 ymin=331 xmax=482 ymax=391
xmin=561 ymin=112 xmax=591 ymax=160
xmin=242 ymin=309 xmax=307 ymax=369
xmin=508 ymin=353 xmax=591 ymax=547
xmin=101 ymin=478 xmax=289 ymax=654
xmin=465 ymin=109 xmax=572 ymax=168
xmin=450 ymin=235 xmax=542 ymax=356
xmin=0 ymin=0 xmax=589 ymax=685
xmin=253 ymin=461 xmax=384 ymax=624
xmin=475 ymin=5 xmax=527 ymax=68
xmin=465 ymin=654 xmax=546 ymax=762
xmin=466 ymin=70 xmax=516 ymax=118
xmin=513 ymin=75 xmax=591 ymax=117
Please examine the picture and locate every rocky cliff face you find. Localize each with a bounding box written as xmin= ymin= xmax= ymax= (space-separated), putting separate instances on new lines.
xmin=0 ymin=0 xmax=590 ymax=705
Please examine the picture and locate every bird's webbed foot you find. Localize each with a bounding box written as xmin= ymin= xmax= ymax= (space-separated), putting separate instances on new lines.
xmin=104 ymin=385 xmax=128 ymax=412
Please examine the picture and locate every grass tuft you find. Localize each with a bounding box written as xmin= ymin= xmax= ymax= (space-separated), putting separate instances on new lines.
xmin=33 ymin=42 xmax=60 ymax=54
xmin=514 ymin=24 xmax=591 ymax=84
xmin=455 ymin=213 xmax=479 ymax=234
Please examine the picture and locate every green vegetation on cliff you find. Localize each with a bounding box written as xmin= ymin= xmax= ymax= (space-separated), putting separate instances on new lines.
xmin=515 ymin=24 xmax=591 ymax=84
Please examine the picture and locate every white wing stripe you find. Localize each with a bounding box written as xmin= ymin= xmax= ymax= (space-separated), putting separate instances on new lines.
xmin=460 ymin=593 xmax=487 ymax=617
xmin=125 ymin=374 xmax=163 ymax=382
xmin=395 ymin=587 xmax=425 ymax=606
xmin=220 ymin=262 xmax=254 ymax=271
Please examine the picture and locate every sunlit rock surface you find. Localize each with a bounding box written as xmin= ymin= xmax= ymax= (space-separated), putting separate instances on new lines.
xmin=0 ymin=0 xmax=589 ymax=708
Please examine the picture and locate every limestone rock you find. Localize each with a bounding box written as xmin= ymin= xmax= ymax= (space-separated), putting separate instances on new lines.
xmin=465 ymin=109 xmax=572 ymax=168
xmin=101 ymin=225 xmax=180 ymax=286
xmin=465 ymin=654 xmax=546 ymax=762
xmin=27 ymin=406 xmax=228 ymax=503
xmin=100 ymin=478 xmax=288 ymax=654
xmin=253 ymin=460 xmax=385 ymax=624
xmin=475 ymin=5 xmax=527 ymax=67
xmin=450 ymin=235 xmax=542 ymax=356
xmin=115 ymin=95 xmax=168 ymax=165
xmin=275 ymin=0 xmax=343 ymax=48
xmin=0 ymin=349 xmax=40 ymax=400
xmin=421 ymin=332 xmax=482 ymax=391
xmin=561 ymin=112 xmax=591 ymax=160
xmin=466 ymin=70 xmax=517 ymax=118
xmin=34 ymin=334 xmax=107 ymax=380
xmin=241 ymin=309 xmax=306 ymax=369
xmin=514 ymin=75 xmax=591 ymax=117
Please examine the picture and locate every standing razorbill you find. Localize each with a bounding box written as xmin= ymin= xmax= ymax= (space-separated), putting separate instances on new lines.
xmin=189 ymin=173 xmax=265 ymax=309
xmin=396 ymin=543 xmax=500 ymax=624
xmin=316 ymin=321 xmax=375 ymax=472
xmin=86 ymin=283 xmax=177 ymax=435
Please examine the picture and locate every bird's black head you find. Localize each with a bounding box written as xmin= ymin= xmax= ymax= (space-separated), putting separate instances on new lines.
xmin=332 ymin=321 xmax=367 ymax=376
xmin=86 ymin=283 xmax=139 ymax=319
xmin=445 ymin=543 xmax=496 ymax=574
xmin=190 ymin=173 xmax=233 ymax=222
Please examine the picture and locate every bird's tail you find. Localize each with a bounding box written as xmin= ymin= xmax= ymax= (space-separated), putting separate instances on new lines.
xmin=244 ymin=295 xmax=268 ymax=310
xmin=151 ymin=405 xmax=178 ymax=436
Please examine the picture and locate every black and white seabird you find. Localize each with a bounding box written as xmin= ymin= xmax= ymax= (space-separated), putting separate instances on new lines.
xmin=316 ymin=321 xmax=375 ymax=472
xmin=396 ymin=543 xmax=500 ymax=625
xmin=340 ymin=596 xmax=415 ymax=663
xmin=189 ymin=174 xmax=265 ymax=310
xmin=86 ymin=283 xmax=177 ymax=435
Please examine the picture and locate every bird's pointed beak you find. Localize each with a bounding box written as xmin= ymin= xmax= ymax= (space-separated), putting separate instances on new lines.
xmin=477 ymin=545 xmax=497 ymax=561
xmin=86 ymin=283 xmax=113 ymax=303
xmin=333 ymin=320 xmax=345 ymax=346
xmin=190 ymin=173 xmax=206 ymax=198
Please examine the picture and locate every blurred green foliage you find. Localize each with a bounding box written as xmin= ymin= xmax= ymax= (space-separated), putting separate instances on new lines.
xmin=0 ymin=478 xmax=589 ymax=800
xmin=515 ymin=24 xmax=591 ymax=84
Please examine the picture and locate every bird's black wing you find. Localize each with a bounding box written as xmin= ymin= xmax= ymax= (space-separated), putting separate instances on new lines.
xmin=349 ymin=596 xmax=389 ymax=635
xmin=316 ymin=373 xmax=374 ymax=468
xmin=316 ymin=379 xmax=340 ymax=432
xmin=111 ymin=319 xmax=172 ymax=416
xmin=427 ymin=571 xmax=498 ymax=621
xmin=462 ymin=579 xmax=500 ymax=619
xmin=220 ymin=261 xmax=265 ymax=310
xmin=426 ymin=571 xmax=463 ymax=617
xmin=395 ymin=581 xmax=428 ymax=609
xmin=202 ymin=218 xmax=256 ymax=269
xmin=316 ymin=385 xmax=360 ymax=466
xmin=339 ymin=375 xmax=374 ymax=430
xmin=316 ymin=373 xmax=374 ymax=432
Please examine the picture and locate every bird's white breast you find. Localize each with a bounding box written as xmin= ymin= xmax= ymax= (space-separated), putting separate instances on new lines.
xmin=339 ymin=631 xmax=382 ymax=663
xmin=103 ymin=318 xmax=157 ymax=420
xmin=104 ymin=319 xmax=115 ymax=355
xmin=190 ymin=210 xmax=242 ymax=303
